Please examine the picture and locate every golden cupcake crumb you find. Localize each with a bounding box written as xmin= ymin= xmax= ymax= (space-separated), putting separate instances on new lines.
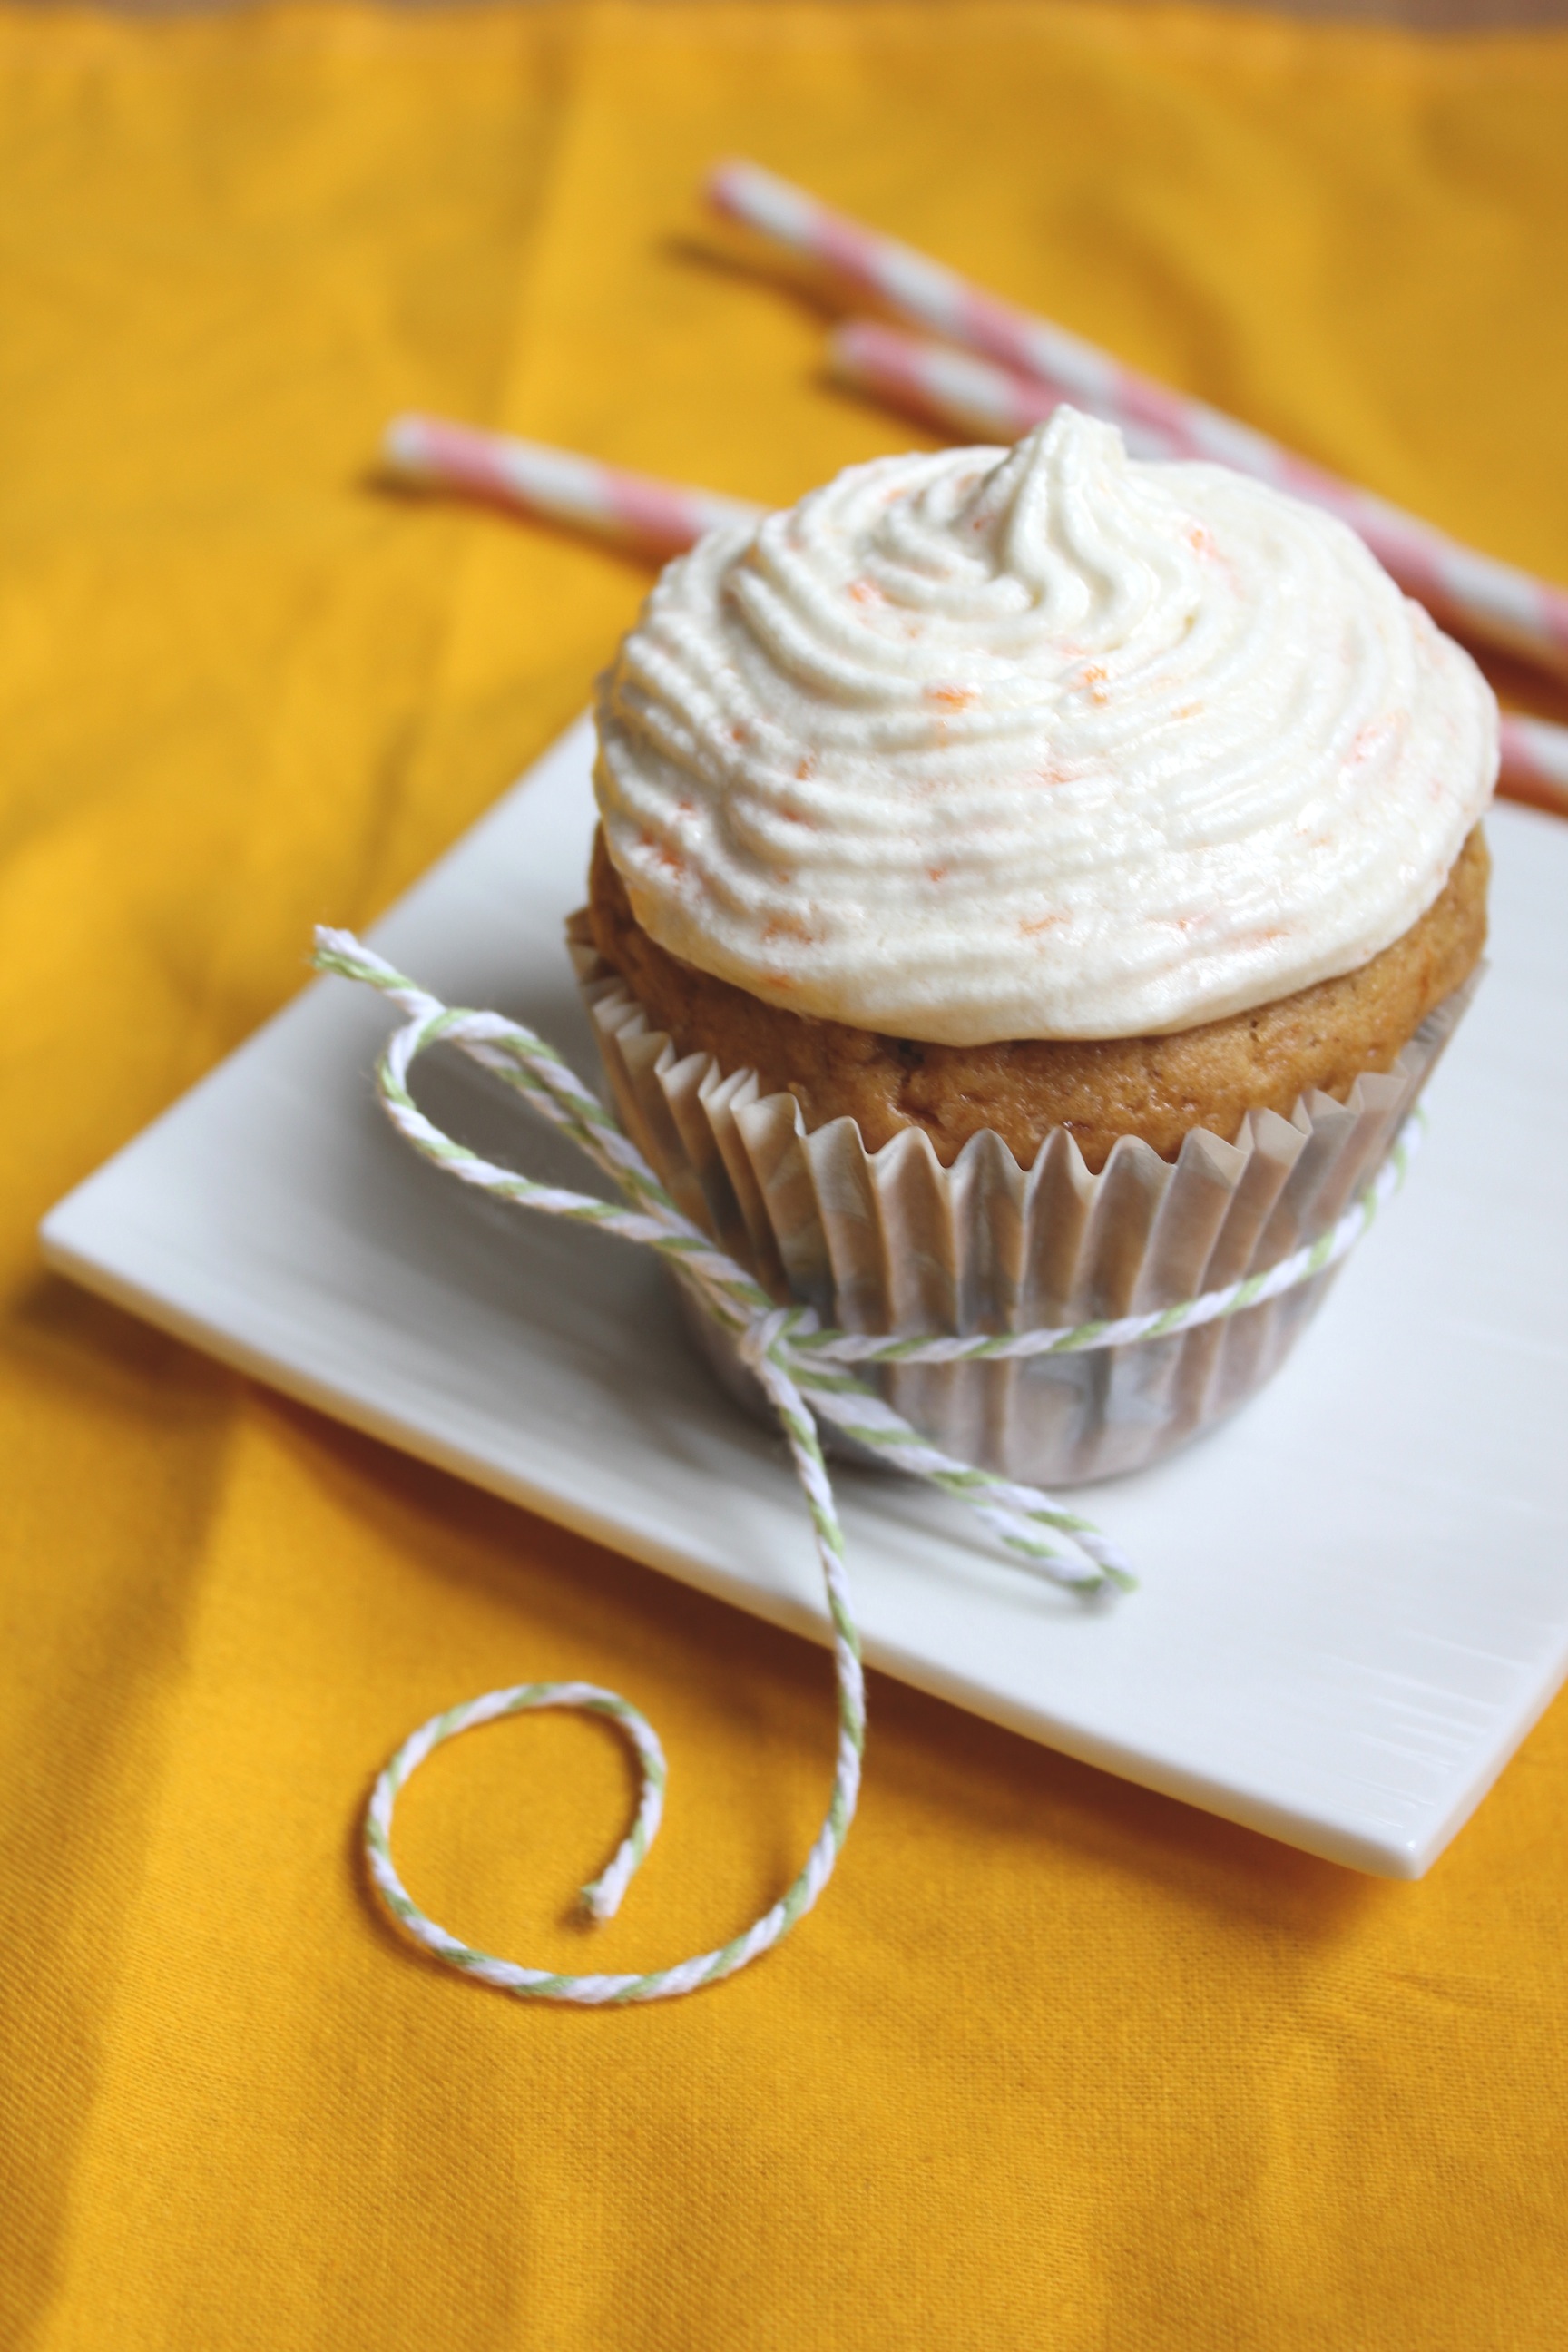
xmin=587 ymin=826 xmax=1488 ymax=1173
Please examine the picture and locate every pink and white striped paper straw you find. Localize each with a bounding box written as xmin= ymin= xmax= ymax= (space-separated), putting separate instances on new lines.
xmin=828 ymin=318 xmax=1139 ymax=453
xmin=384 ymin=414 xmax=760 ymax=561
xmin=1498 ymin=714 xmax=1568 ymax=821
xmin=711 ymin=159 xmax=1568 ymax=685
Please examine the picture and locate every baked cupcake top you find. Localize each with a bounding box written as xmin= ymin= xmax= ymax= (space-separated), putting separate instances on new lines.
xmin=593 ymin=407 xmax=1496 ymax=1044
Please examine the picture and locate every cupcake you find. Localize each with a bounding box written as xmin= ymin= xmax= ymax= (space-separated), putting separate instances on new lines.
xmin=572 ymin=409 xmax=1497 ymax=1483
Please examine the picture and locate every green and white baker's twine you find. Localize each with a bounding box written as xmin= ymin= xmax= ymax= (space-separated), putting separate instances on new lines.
xmin=316 ymin=926 xmax=1421 ymax=2006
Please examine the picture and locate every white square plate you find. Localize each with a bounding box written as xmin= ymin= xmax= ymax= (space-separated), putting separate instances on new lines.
xmin=41 ymin=716 xmax=1568 ymax=1876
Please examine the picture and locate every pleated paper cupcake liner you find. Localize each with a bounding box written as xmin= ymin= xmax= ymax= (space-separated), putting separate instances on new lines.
xmin=567 ymin=912 xmax=1475 ymax=1486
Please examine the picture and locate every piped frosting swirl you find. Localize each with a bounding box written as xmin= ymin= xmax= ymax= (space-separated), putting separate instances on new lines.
xmin=593 ymin=408 xmax=1497 ymax=1043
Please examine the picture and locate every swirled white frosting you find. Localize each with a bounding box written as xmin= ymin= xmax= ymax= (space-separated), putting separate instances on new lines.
xmin=593 ymin=408 xmax=1496 ymax=1043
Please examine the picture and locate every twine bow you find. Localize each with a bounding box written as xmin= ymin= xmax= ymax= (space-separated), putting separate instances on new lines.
xmin=316 ymin=926 xmax=1419 ymax=2005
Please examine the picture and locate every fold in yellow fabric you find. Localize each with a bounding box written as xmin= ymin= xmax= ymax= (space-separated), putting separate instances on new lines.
xmin=2 ymin=5 xmax=1566 ymax=2347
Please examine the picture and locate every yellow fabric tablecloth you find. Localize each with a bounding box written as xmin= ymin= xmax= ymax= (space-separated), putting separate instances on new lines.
xmin=4 ymin=5 xmax=1567 ymax=2344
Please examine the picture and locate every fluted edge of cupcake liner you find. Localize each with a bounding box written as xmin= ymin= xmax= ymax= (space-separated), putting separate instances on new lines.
xmin=567 ymin=910 xmax=1477 ymax=1486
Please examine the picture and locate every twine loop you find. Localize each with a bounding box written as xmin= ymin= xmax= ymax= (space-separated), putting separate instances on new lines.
xmin=317 ymin=926 xmax=1418 ymax=2004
